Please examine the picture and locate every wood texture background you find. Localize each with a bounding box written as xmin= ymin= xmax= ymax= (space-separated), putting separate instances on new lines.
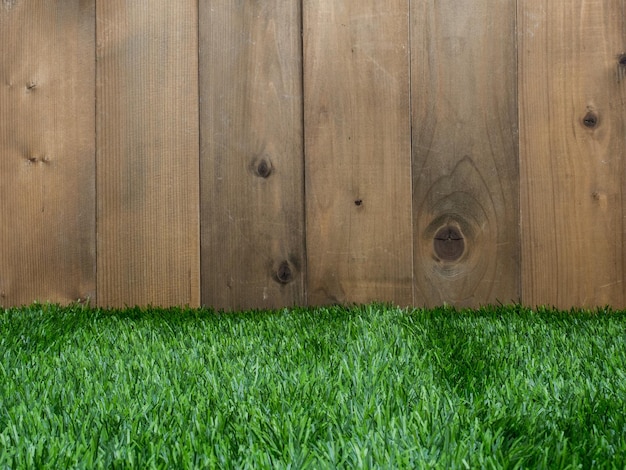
xmin=519 ymin=0 xmax=626 ymax=308
xmin=96 ymin=0 xmax=200 ymax=307
xmin=411 ymin=1 xmax=519 ymax=307
xmin=303 ymin=0 xmax=413 ymax=306
xmin=0 ymin=0 xmax=96 ymax=306
xmin=1 ymin=1 xmax=625 ymax=310
xmin=199 ymin=1 xmax=305 ymax=311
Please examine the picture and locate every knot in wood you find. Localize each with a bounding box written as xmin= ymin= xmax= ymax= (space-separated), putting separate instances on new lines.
xmin=582 ymin=111 xmax=598 ymax=128
xmin=275 ymin=261 xmax=293 ymax=284
xmin=256 ymin=159 xmax=272 ymax=178
xmin=433 ymin=226 xmax=465 ymax=262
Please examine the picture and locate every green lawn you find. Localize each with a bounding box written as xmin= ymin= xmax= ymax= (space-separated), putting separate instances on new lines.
xmin=1 ymin=303 xmax=625 ymax=469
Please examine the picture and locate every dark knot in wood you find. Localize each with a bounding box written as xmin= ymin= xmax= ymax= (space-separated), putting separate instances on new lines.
xmin=433 ymin=226 xmax=465 ymax=262
xmin=582 ymin=111 xmax=598 ymax=129
xmin=256 ymin=159 xmax=272 ymax=178
xmin=275 ymin=261 xmax=293 ymax=284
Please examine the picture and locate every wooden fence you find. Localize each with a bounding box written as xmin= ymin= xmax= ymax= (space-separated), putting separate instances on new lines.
xmin=1 ymin=1 xmax=624 ymax=310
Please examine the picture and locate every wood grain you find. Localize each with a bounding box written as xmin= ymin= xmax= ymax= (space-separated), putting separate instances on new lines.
xmin=1 ymin=2 xmax=624 ymax=310
xmin=199 ymin=2 xmax=305 ymax=310
xmin=519 ymin=0 xmax=626 ymax=308
xmin=0 ymin=0 xmax=95 ymax=306
xmin=304 ymin=0 xmax=413 ymax=305
xmin=96 ymin=1 xmax=200 ymax=307
xmin=411 ymin=1 xmax=520 ymax=307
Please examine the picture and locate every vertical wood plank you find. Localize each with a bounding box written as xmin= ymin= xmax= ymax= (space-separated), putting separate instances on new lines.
xmin=199 ymin=2 xmax=305 ymax=311
xmin=411 ymin=1 xmax=519 ymax=307
xmin=519 ymin=1 xmax=626 ymax=308
xmin=0 ymin=0 xmax=95 ymax=307
xmin=304 ymin=0 xmax=413 ymax=306
xmin=96 ymin=1 xmax=200 ymax=307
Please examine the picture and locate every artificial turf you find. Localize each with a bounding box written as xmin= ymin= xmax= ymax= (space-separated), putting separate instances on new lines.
xmin=1 ymin=303 xmax=625 ymax=469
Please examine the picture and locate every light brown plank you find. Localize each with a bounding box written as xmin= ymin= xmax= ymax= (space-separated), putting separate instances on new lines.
xmin=304 ymin=1 xmax=413 ymax=305
xmin=0 ymin=0 xmax=95 ymax=307
xmin=411 ymin=1 xmax=519 ymax=307
xmin=199 ymin=2 xmax=305 ymax=311
xmin=519 ymin=1 xmax=626 ymax=308
xmin=96 ymin=1 xmax=200 ymax=307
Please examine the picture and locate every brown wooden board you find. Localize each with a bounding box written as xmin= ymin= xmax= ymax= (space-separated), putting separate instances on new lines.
xmin=519 ymin=1 xmax=626 ymax=308
xmin=411 ymin=1 xmax=520 ymax=307
xmin=199 ymin=2 xmax=305 ymax=311
xmin=303 ymin=0 xmax=413 ymax=306
xmin=96 ymin=1 xmax=200 ymax=307
xmin=0 ymin=0 xmax=96 ymax=307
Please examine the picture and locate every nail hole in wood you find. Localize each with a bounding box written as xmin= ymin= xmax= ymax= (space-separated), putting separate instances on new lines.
xmin=354 ymin=199 xmax=363 ymax=206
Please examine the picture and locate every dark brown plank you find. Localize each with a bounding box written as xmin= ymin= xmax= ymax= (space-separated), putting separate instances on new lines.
xmin=411 ymin=1 xmax=520 ymax=307
xmin=199 ymin=2 xmax=305 ymax=310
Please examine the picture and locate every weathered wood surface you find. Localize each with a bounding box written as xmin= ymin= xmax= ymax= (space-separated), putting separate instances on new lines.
xmin=519 ymin=0 xmax=626 ymax=308
xmin=96 ymin=1 xmax=200 ymax=307
xmin=411 ymin=0 xmax=520 ymax=307
xmin=1 ymin=2 xmax=625 ymax=310
xmin=304 ymin=0 xmax=414 ymax=306
xmin=0 ymin=0 xmax=96 ymax=306
xmin=199 ymin=1 xmax=305 ymax=311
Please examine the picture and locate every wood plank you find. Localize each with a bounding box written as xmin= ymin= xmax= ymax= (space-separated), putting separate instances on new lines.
xmin=304 ymin=0 xmax=413 ymax=305
xmin=411 ymin=1 xmax=519 ymax=307
xmin=96 ymin=1 xmax=200 ymax=307
xmin=0 ymin=0 xmax=95 ymax=307
xmin=519 ymin=0 xmax=626 ymax=308
xmin=199 ymin=2 xmax=305 ymax=311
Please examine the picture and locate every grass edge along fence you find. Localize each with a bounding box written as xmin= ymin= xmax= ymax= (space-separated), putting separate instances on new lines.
xmin=1 ymin=303 xmax=625 ymax=468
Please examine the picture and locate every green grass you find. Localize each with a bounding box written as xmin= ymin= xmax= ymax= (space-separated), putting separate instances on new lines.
xmin=1 ymin=303 xmax=625 ymax=469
